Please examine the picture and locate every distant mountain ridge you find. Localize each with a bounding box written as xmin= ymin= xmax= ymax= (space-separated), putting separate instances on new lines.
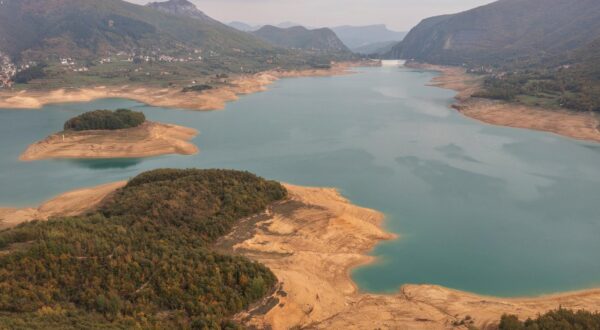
xmin=228 ymin=21 xmax=261 ymax=32
xmin=252 ymin=25 xmax=350 ymax=53
xmin=331 ymin=25 xmax=406 ymax=52
xmin=386 ymin=0 xmax=600 ymax=65
xmin=352 ymin=40 xmax=398 ymax=55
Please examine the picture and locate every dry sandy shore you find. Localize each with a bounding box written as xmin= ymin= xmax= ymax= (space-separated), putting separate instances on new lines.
xmin=409 ymin=62 xmax=600 ymax=143
xmin=220 ymin=185 xmax=600 ymax=330
xmin=1 ymin=182 xmax=600 ymax=329
xmin=20 ymin=121 xmax=198 ymax=161
xmin=0 ymin=181 xmax=125 ymax=230
xmin=0 ymin=63 xmax=356 ymax=111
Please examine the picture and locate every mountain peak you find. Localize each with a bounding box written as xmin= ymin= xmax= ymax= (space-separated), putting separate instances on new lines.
xmin=146 ymin=0 xmax=211 ymax=21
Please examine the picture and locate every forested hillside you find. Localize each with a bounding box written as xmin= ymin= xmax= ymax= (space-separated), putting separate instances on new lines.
xmin=0 ymin=0 xmax=274 ymax=62
xmin=0 ymin=169 xmax=287 ymax=329
xmin=387 ymin=0 xmax=600 ymax=66
xmin=252 ymin=25 xmax=351 ymax=54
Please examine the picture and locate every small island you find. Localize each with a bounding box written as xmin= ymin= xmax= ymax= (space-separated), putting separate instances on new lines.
xmin=20 ymin=109 xmax=199 ymax=161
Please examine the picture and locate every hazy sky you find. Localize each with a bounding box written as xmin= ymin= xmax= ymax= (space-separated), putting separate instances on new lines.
xmin=128 ymin=0 xmax=496 ymax=31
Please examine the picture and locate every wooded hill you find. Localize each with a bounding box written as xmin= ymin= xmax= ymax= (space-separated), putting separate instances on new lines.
xmin=0 ymin=169 xmax=287 ymax=329
xmin=63 ymin=109 xmax=146 ymax=131
xmin=252 ymin=25 xmax=351 ymax=55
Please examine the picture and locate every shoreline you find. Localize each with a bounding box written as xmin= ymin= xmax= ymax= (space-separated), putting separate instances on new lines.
xmin=0 ymin=62 xmax=361 ymax=111
xmin=407 ymin=62 xmax=600 ymax=144
xmin=19 ymin=121 xmax=198 ymax=161
xmin=2 ymin=181 xmax=600 ymax=328
xmin=224 ymin=184 xmax=600 ymax=329
xmin=0 ymin=181 xmax=126 ymax=230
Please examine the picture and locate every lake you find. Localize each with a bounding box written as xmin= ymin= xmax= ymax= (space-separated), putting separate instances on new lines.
xmin=1 ymin=66 xmax=599 ymax=297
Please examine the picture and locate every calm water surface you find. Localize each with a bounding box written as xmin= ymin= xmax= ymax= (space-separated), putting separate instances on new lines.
xmin=1 ymin=66 xmax=599 ymax=297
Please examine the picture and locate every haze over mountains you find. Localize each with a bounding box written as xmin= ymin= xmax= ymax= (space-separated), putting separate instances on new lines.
xmin=386 ymin=0 xmax=600 ymax=66
xmin=146 ymin=0 xmax=213 ymax=22
xmin=331 ymin=25 xmax=406 ymax=53
xmin=252 ymin=25 xmax=350 ymax=53
xmin=228 ymin=21 xmax=406 ymax=54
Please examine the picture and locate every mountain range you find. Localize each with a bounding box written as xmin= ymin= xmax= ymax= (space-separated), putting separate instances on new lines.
xmin=0 ymin=0 xmax=274 ymax=63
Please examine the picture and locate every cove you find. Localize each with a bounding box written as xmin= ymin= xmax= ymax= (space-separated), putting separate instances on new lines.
xmin=1 ymin=66 xmax=600 ymax=297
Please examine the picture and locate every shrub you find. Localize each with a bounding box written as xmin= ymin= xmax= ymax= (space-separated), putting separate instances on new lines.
xmin=12 ymin=63 xmax=47 ymax=84
xmin=499 ymin=308 xmax=600 ymax=330
xmin=182 ymin=84 xmax=213 ymax=93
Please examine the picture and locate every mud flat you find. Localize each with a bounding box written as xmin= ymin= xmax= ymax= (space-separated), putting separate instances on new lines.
xmin=222 ymin=184 xmax=600 ymax=330
xmin=20 ymin=121 xmax=198 ymax=161
xmin=409 ymin=62 xmax=600 ymax=143
xmin=0 ymin=63 xmax=361 ymax=111
xmin=0 ymin=181 xmax=125 ymax=230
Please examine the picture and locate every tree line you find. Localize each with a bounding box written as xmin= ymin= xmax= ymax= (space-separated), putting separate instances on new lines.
xmin=63 ymin=109 xmax=146 ymax=131
xmin=499 ymin=308 xmax=600 ymax=330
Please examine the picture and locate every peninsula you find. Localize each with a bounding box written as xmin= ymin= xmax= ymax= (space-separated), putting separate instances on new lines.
xmin=2 ymin=177 xmax=600 ymax=329
xmin=410 ymin=62 xmax=600 ymax=144
xmin=20 ymin=109 xmax=198 ymax=161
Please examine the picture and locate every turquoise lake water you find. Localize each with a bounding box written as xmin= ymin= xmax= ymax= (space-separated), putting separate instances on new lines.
xmin=1 ymin=66 xmax=599 ymax=297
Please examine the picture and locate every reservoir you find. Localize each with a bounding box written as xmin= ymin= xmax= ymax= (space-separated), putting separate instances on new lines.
xmin=1 ymin=66 xmax=599 ymax=297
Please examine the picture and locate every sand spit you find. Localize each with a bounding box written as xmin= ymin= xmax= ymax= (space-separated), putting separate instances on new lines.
xmin=0 ymin=181 xmax=126 ymax=230
xmin=408 ymin=62 xmax=600 ymax=143
xmin=223 ymin=185 xmax=600 ymax=330
xmin=0 ymin=63 xmax=358 ymax=111
xmin=20 ymin=121 xmax=198 ymax=161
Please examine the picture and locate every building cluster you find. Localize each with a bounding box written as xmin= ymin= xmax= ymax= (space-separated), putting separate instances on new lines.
xmin=0 ymin=51 xmax=16 ymax=88
xmin=96 ymin=48 xmax=205 ymax=66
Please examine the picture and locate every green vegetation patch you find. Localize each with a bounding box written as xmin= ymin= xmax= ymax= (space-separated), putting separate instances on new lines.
xmin=63 ymin=109 xmax=146 ymax=131
xmin=499 ymin=308 xmax=600 ymax=330
xmin=0 ymin=169 xmax=287 ymax=329
xmin=182 ymin=84 xmax=214 ymax=93
xmin=11 ymin=63 xmax=47 ymax=84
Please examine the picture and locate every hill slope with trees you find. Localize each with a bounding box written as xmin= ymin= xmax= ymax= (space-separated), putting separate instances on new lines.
xmin=252 ymin=25 xmax=351 ymax=54
xmin=63 ymin=109 xmax=146 ymax=131
xmin=0 ymin=169 xmax=287 ymax=329
xmin=386 ymin=0 xmax=600 ymax=66
xmin=0 ymin=0 xmax=274 ymax=63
